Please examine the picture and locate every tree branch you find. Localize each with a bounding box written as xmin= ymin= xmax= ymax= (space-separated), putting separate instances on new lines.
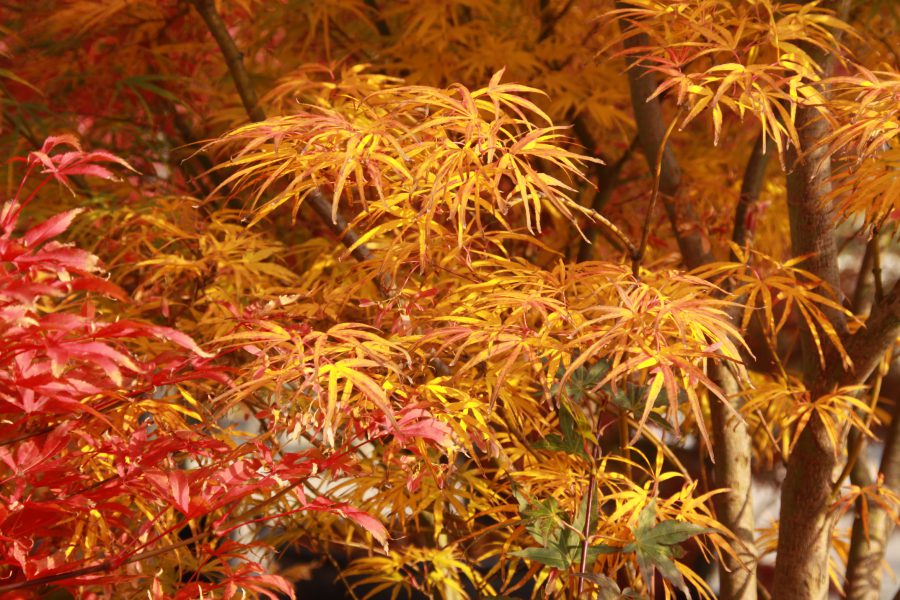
xmin=836 ymin=280 xmax=900 ymax=600
xmin=845 ymin=374 xmax=900 ymax=600
xmin=188 ymin=0 xmax=265 ymax=123
xmin=537 ymin=0 xmax=576 ymax=43
xmin=633 ymin=178 xmax=660 ymax=277
xmin=306 ymin=188 xmax=390 ymax=295
xmin=188 ymin=0 xmax=386 ymax=287
xmin=872 ymin=231 xmax=884 ymax=303
xmin=838 ymin=277 xmax=900 ymax=388
xmin=732 ymin=133 xmax=772 ymax=250
xmin=363 ymin=0 xmax=391 ymax=37
xmin=616 ymin=22 xmax=710 ymax=270
xmin=851 ymin=236 xmax=877 ymax=315
xmin=0 ymin=529 xmax=209 ymax=593
xmin=189 ymin=0 xmax=449 ymax=376
xmin=771 ymin=3 xmax=862 ymax=599
xmin=577 ymin=133 xmax=638 ymax=261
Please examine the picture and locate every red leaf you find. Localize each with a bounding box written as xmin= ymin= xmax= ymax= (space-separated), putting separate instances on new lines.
xmin=388 ymin=407 xmax=452 ymax=446
xmin=340 ymin=505 xmax=389 ymax=551
xmin=93 ymin=321 xmax=214 ymax=358
xmin=38 ymin=134 xmax=81 ymax=154
xmin=145 ymin=325 xmax=215 ymax=358
xmin=168 ymin=471 xmax=191 ymax=515
xmin=305 ymin=498 xmax=389 ymax=550
xmin=23 ymin=209 xmax=83 ymax=247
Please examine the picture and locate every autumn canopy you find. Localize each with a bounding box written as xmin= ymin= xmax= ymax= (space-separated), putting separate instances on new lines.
xmin=1 ymin=1 xmax=899 ymax=600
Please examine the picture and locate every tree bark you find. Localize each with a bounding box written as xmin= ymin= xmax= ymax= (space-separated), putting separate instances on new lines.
xmin=711 ymin=362 xmax=759 ymax=600
xmin=774 ymin=412 xmax=842 ymax=600
xmin=773 ymin=93 xmax=844 ymax=600
xmin=771 ymin=1 xmax=854 ymax=597
xmin=845 ymin=399 xmax=900 ymax=600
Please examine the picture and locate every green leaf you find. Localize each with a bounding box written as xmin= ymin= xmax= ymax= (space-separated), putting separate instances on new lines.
xmin=519 ymin=496 xmax=562 ymax=546
xmin=612 ymin=384 xmax=675 ymax=433
xmin=574 ymin=573 xmax=620 ymax=600
xmin=510 ymin=546 xmax=571 ymax=569
xmin=573 ymin=572 xmax=643 ymax=600
xmin=640 ymin=520 xmax=710 ymax=547
xmin=624 ymin=501 xmax=710 ymax=593
xmin=634 ymin=500 xmax=657 ymax=538
xmin=533 ymin=405 xmax=589 ymax=457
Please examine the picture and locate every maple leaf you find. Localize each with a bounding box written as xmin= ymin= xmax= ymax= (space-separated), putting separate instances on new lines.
xmin=624 ymin=500 xmax=710 ymax=594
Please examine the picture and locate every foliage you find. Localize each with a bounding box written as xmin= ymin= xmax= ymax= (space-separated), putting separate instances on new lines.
xmin=1 ymin=1 xmax=899 ymax=599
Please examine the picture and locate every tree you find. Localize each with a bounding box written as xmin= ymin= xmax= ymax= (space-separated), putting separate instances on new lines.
xmin=1 ymin=1 xmax=898 ymax=599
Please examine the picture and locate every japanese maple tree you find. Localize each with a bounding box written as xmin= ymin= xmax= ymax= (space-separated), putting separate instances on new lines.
xmin=1 ymin=1 xmax=899 ymax=600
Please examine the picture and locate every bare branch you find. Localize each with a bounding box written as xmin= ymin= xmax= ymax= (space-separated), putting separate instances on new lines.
xmin=732 ymin=133 xmax=772 ymax=250
xmin=616 ymin=16 xmax=710 ymax=270
xmin=188 ymin=0 xmax=266 ymax=123
xmin=537 ymin=0 xmax=576 ymax=43
xmin=577 ymin=134 xmax=638 ymax=261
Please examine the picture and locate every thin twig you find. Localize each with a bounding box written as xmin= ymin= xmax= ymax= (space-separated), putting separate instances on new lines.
xmin=631 ymin=117 xmax=678 ymax=276
xmin=753 ymin=408 xmax=788 ymax=468
xmin=619 ymin=413 xmax=634 ymax=481
xmin=576 ymin=471 xmax=597 ymax=595
xmin=626 ymin=416 xmax=694 ymax=482
xmin=566 ymin=198 xmax=639 ymax=259
xmin=632 ymin=185 xmax=659 ymax=277
xmin=597 ymin=134 xmax=639 ymax=212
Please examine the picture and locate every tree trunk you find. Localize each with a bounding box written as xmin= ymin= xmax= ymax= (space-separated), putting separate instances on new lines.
xmin=772 ymin=2 xmax=851 ymax=597
xmin=711 ymin=363 xmax=759 ymax=600
xmin=845 ymin=393 xmax=900 ymax=599
xmin=773 ymin=413 xmax=839 ymax=600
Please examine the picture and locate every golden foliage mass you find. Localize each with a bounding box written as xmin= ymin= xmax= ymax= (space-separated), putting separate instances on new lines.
xmin=2 ymin=0 xmax=899 ymax=598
